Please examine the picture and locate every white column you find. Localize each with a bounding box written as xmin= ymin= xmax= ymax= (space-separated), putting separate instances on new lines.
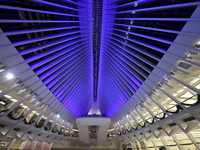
xmin=187 ymin=132 xmax=200 ymax=150
xmin=136 ymin=141 xmax=142 ymax=150
xmin=20 ymin=140 xmax=28 ymax=150
xmin=160 ymin=137 xmax=171 ymax=150
xmin=143 ymin=140 xmax=150 ymax=150
xmin=32 ymin=141 xmax=38 ymax=150
xmin=171 ymin=135 xmax=185 ymax=150
xmin=151 ymin=139 xmax=159 ymax=150
xmin=7 ymin=138 xmax=16 ymax=150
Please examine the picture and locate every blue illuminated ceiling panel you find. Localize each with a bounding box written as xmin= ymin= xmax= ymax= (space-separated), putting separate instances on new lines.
xmin=97 ymin=0 xmax=198 ymax=116
xmin=0 ymin=0 xmax=198 ymax=117
xmin=0 ymin=0 xmax=93 ymax=117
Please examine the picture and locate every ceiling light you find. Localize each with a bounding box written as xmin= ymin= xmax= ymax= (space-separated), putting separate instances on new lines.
xmin=23 ymin=105 xmax=28 ymax=109
xmin=6 ymin=72 xmax=14 ymax=79
xmin=177 ymin=89 xmax=184 ymax=93
xmin=134 ymin=3 xmax=138 ymax=7
xmin=4 ymin=95 xmax=12 ymax=99
xmin=11 ymin=99 xmax=18 ymax=102
xmin=56 ymin=114 xmax=60 ymax=118
xmin=190 ymin=78 xmax=200 ymax=84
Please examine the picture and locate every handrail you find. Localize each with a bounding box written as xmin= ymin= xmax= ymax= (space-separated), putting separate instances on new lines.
xmin=0 ymin=109 xmax=9 ymax=113
xmin=116 ymin=95 xmax=199 ymax=136
xmin=146 ymin=117 xmax=154 ymax=124
xmin=166 ymin=105 xmax=182 ymax=114
xmin=154 ymin=112 xmax=166 ymax=120
xmin=126 ymin=127 xmax=132 ymax=132
xmin=132 ymin=125 xmax=138 ymax=130
xmin=138 ymin=121 xmax=145 ymax=128
xmin=181 ymin=94 xmax=200 ymax=106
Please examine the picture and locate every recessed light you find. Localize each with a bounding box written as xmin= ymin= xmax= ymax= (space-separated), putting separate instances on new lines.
xmin=4 ymin=95 xmax=12 ymax=99
xmin=6 ymin=73 xmax=14 ymax=79
xmin=11 ymin=99 xmax=18 ymax=102
xmin=190 ymin=78 xmax=200 ymax=84
xmin=134 ymin=3 xmax=138 ymax=7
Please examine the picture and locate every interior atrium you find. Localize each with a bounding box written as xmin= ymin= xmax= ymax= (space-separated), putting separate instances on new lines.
xmin=0 ymin=0 xmax=200 ymax=150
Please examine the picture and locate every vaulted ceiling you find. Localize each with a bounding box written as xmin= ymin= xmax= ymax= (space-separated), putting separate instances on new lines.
xmin=0 ymin=0 xmax=199 ymax=118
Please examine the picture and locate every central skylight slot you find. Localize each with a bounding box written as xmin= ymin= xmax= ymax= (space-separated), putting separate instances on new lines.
xmin=92 ymin=0 xmax=103 ymax=102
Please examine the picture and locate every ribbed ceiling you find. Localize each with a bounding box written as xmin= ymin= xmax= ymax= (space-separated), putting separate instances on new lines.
xmin=97 ymin=0 xmax=198 ymax=116
xmin=0 ymin=0 xmax=198 ymax=117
